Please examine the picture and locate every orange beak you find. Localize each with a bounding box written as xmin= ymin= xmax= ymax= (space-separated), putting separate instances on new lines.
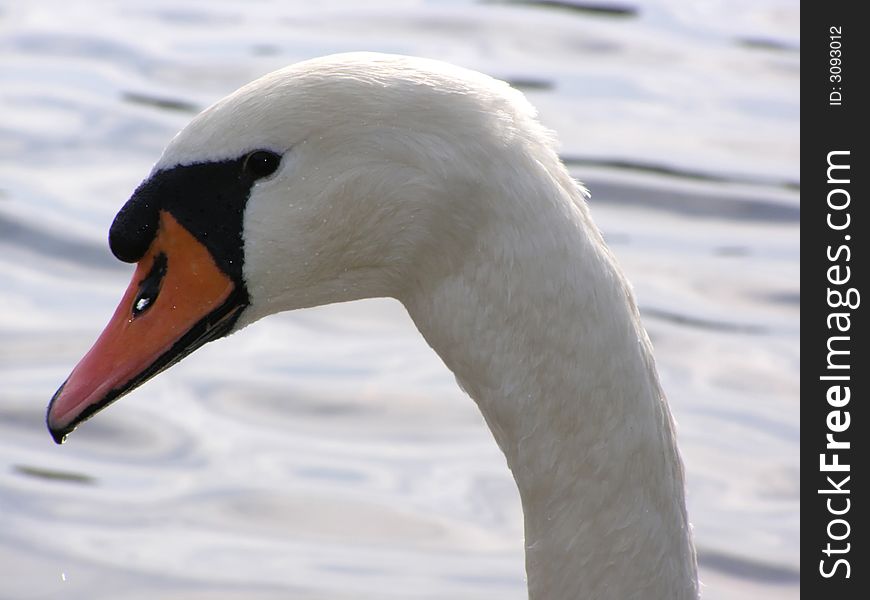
xmin=46 ymin=211 xmax=247 ymax=443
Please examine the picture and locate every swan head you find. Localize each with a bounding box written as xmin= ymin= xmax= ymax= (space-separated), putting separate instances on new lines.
xmin=46 ymin=52 xmax=547 ymax=442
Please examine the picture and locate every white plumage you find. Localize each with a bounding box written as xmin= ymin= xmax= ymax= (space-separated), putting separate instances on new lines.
xmin=154 ymin=53 xmax=700 ymax=598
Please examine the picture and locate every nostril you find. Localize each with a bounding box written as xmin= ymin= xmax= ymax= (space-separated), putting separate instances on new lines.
xmin=132 ymin=253 xmax=168 ymax=318
xmin=133 ymin=295 xmax=153 ymax=314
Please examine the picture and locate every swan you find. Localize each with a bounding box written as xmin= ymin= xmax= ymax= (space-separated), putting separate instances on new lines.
xmin=46 ymin=52 xmax=698 ymax=599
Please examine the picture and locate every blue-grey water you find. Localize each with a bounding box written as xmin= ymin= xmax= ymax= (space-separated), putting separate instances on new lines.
xmin=0 ymin=1 xmax=799 ymax=598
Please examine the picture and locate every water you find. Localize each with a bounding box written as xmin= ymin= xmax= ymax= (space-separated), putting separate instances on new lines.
xmin=0 ymin=1 xmax=799 ymax=598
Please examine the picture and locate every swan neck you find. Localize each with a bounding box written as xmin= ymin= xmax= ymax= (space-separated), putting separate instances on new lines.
xmin=402 ymin=177 xmax=698 ymax=598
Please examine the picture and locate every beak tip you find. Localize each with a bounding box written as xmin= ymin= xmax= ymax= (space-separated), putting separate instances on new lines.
xmin=49 ymin=426 xmax=69 ymax=445
xmin=46 ymin=381 xmax=73 ymax=445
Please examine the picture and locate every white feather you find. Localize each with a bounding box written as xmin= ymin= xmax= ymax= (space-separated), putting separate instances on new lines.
xmin=163 ymin=52 xmax=698 ymax=599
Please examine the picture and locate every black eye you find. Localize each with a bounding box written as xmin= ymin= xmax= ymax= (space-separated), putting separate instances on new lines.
xmin=132 ymin=253 xmax=167 ymax=318
xmin=242 ymin=150 xmax=281 ymax=179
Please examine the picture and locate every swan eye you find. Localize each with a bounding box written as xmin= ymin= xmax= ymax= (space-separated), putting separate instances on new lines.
xmin=132 ymin=253 xmax=167 ymax=318
xmin=243 ymin=150 xmax=281 ymax=179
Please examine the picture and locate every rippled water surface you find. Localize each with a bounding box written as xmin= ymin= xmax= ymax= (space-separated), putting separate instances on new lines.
xmin=1 ymin=1 xmax=799 ymax=598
